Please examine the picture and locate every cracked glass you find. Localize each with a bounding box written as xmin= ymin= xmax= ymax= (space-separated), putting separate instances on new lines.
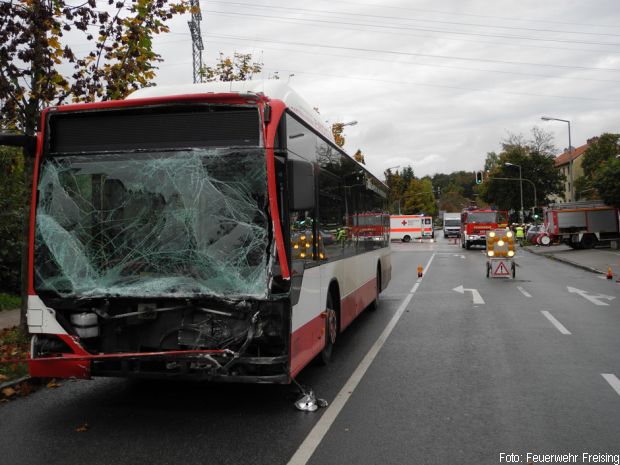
xmin=34 ymin=149 xmax=270 ymax=299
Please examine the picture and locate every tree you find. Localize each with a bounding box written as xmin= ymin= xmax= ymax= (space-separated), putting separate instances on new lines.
xmin=577 ymin=133 xmax=620 ymax=202
xmin=480 ymin=129 xmax=563 ymax=218
xmin=0 ymin=147 xmax=24 ymax=294
xmin=402 ymin=178 xmax=436 ymax=216
xmin=1 ymin=0 xmax=189 ymax=134
xmin=353 ymin=149 xmax=365 ymax=164
xmin=331 ymin=123 xmax=346 ymax=148
xmin=0 ymin=0 xmax=188 ymax=323
xmin=202 ymin=52 xmax=263 ymax=82
xmin=592 ymin=157 xmax=620 ymax=208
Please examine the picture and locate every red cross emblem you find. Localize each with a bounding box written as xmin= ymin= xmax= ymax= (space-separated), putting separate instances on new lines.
xmin=401 ymin=220 xmax=407 ymax=226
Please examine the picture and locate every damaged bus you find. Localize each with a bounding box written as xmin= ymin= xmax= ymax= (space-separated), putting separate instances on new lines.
xmin=4 ymin=81 xmax=391 ymax=384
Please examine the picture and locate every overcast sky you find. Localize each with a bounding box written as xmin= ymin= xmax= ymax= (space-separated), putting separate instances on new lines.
xmin=150 ymin=0 xmax=620 ymax=180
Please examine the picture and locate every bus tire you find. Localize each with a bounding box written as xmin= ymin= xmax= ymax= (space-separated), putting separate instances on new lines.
xmin=318 ymin=292 xmax=338 ymax=365
xmin=402 ymin=235 xmax=411 ymax=243
xmin=368 ymin=264 xmax=382 ymax=312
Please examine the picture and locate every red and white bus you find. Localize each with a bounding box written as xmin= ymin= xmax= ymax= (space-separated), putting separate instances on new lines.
xmin=3 ymin=81 xmax=391 ymax=383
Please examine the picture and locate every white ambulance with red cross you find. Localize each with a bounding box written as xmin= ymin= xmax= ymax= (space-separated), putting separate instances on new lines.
xmin=390 ymin=215 xmax=434 ymax=242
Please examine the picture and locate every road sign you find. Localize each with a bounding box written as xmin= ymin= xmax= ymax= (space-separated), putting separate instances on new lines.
xmin=492 ymin=260 xmax=511 ymax=277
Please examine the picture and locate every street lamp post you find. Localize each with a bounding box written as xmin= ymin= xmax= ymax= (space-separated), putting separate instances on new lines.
xmin=491 ymin=177 xmax=537 ymax=219
xmin=505 ymin=162 xmax=524 ymax=223
xmin=541 ymin=116 xmax=573 ymax=202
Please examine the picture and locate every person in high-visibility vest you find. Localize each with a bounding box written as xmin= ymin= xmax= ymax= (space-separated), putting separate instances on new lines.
xmin=336 ymin=227 xmax=347 ymax=247
xmin=515 ymin=224 xmax=525 ymax=246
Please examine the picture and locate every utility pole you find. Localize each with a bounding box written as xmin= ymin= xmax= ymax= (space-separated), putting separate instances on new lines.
xmin=188 ymin=0 xmax=204 ymax=83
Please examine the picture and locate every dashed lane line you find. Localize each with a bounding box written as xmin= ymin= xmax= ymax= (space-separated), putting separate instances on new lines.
xmin=517 ymin=286 xmax=532 ymax=298
xmin=602 ymin=374 xmax=620 ymax=397
xmin=541 ymin=311 xmax=572 ymax=335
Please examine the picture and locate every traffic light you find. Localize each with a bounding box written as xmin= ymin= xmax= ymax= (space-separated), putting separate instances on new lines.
xmin=475 ymin=171 xmax=483 ymax=184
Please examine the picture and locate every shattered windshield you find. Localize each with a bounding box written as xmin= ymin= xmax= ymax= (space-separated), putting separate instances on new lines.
xmin=34 ymin=149 xmax=270 ymax=298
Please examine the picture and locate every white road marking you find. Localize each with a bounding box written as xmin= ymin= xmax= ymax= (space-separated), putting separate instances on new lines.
xmin=602 ymin=374 xmax=620 ymax=397
xmin=541 ymin=311 xmax=571 ymax=335
xmin=517 ymin=286 xmax=532 ymax=298
xmin=453 ymin=285 xmax=485 ymax=305
xmin=287 ymin=253 xmax=436 ymax=465
xmin=566 ymin=286 xmax=615 ymax=306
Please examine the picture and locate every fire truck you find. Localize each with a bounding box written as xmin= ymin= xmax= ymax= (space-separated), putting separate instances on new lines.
xmin=390 ymin=215 xmax=434 ymax=242
xmin=460 ymin=207 xmax=509 ymax=249
xmin=544 ymin=201 xmax=620 ymax=249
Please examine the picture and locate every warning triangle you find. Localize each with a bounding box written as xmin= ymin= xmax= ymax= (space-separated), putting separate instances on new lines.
xmin=494 ymin=261 xmax=511 ymax=276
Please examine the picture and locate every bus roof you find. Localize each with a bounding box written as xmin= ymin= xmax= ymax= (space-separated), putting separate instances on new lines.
xmin=127 ymin=80 xmax=333 ymax=142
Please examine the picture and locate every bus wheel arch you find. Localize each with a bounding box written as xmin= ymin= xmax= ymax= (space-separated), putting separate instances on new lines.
xmin=368 ymin=262 xmax=382 ymax=311
xmin=318 ymin=282 xmax=340 ymax=365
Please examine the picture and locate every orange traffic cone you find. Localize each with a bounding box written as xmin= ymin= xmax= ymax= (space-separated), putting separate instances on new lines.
xmin=417 ymin=264 xmax=423 ymax=278
xmin=607 ymin=266 xmax=613 ymax=280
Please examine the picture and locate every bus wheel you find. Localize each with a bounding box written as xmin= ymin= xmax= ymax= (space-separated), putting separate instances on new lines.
xmin=402 ymin=235 xmax=411 ymax=243
xmin=319 ymin=293 xmax=338 ymax=365
xmin=369 ymin=265 xmax=381 ymax=311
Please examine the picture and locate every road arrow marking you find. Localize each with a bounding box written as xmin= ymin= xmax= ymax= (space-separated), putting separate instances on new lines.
xmin=453 ymin=285 xmax=485 ymax=305
xmin=566 ymin=286 xmax=616 ymax=306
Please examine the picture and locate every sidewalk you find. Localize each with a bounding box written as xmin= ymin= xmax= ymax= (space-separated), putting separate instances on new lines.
xmin=523 ymin=243 xmax=620 ymax=276
xmin=0 ymin=308 xmax=20 ymax=330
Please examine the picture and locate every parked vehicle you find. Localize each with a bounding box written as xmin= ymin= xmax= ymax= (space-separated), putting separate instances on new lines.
xmin=526 ymin=224 xmax=545 ymax=243
xmin=544 ymin=201 xmax=620 ymax=249
xmin=443 ymin=212 xmax=461 ymax=238
xmin=460 ymin=208 xmax=509 ymax=249
xmin=390 ymin=215 xmax=434 ymax=242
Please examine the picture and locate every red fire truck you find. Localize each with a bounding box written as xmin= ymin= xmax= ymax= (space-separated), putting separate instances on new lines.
xmin=460 ymin=207 xmax=509 ymax=249
xmin=544 ymin=201 xmax=620 ymax=249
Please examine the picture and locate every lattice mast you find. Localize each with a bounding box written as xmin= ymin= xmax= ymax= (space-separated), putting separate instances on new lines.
xmin=188 ymin=0 xmax=204 ymax=83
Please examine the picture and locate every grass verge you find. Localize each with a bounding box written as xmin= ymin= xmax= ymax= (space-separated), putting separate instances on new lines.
xmin=0 ymin=293 xmax=20 ymax=311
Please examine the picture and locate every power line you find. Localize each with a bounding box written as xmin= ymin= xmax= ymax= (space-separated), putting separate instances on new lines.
xmin=184 ymin=36 xmax=620 ymax=84
xmin=205 ymin=33 xmax=620 ymax=72
xmin=201 ymin=9 xmax=620 ymax=48
xmin=319 ymin=0 xmax=620 ymax=30
xmin=205 ymin=1 xmax=620 ymax=38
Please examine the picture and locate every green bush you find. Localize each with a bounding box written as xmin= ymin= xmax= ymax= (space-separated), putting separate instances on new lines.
xmin=0 ymin=293 xmax=20 ymax=311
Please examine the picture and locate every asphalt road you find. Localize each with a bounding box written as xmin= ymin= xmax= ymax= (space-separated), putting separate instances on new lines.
xmin=2 ymin=236 xmax=619 ymax=465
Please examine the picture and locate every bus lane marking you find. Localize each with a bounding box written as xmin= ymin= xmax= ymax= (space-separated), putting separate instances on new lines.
xmin=601 ymin=374 xmax=620 ymax=397
xmin=288 ymin=253 xmax=436 ymax=465
xmin=541 ymin=311 xmax=571 ymax=335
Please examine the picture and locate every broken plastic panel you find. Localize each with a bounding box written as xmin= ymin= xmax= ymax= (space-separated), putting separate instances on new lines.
xmin=34 ymin=149 xmax=270 ymax=299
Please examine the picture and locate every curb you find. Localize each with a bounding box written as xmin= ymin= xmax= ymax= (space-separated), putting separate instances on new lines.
xmin=522 ymin=247 xmax=605 ymax=275
xmin=0 ymin=375 xmax=30 ymax=392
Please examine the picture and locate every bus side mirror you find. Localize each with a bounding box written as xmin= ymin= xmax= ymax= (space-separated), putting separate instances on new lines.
xmin=288 ymin=159 xmax=315 ymax=210
xmin=0 ymin=133 xmax=37 ymax=158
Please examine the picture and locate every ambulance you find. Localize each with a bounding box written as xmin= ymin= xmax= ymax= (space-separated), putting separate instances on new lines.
xmin=390 ymin=215 xmax=434 ymax=242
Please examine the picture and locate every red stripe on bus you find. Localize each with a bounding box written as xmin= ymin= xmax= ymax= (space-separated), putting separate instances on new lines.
xmin=290 ymin=277 xmax=377 ymax=378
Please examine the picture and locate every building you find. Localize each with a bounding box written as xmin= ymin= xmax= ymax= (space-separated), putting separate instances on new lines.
xmin=551 ymin=137 xmax=597 ymax=203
